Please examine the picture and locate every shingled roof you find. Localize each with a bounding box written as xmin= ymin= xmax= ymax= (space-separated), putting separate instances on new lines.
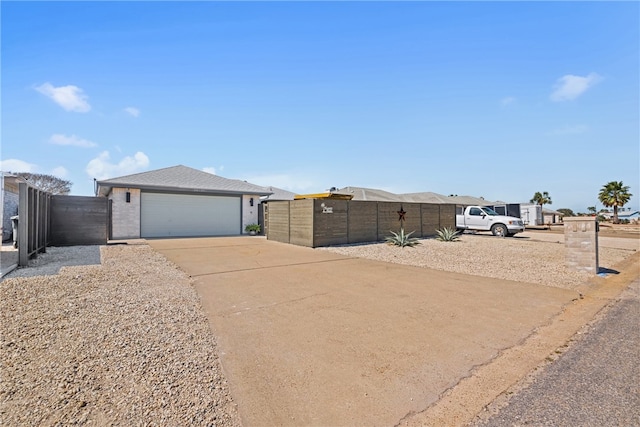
xmin=333 ymin=186 xmax=495 ymax=205
xmin=260 ymin=186 xmax=297 ymax=201
xmin=96 ymin=165 xmax=272 ymax=197
xmin=333 ymin=186 xmax=402 ymax=201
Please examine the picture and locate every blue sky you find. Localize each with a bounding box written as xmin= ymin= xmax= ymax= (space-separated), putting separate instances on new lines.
xmin=2 ymin=1 xmax=638 ymax=213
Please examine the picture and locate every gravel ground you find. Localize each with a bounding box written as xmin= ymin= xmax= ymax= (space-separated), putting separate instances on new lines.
xmin=0 ymin=244 xmax=240 ymax=426
xmin=2 ymin=245 xmax=102 ymax=279
xmin=318 ymin=234 xmax=635 ymax=290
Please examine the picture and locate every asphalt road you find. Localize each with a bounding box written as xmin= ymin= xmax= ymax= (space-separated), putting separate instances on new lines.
xmin=471 ymin=277 xmax=640 ymax=427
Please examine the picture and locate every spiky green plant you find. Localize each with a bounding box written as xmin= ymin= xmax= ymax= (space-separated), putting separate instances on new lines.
xmin=385 ymin=228 xmax=421 ymax=247
xmin=435 ymin=227 xmax=462 ymax=242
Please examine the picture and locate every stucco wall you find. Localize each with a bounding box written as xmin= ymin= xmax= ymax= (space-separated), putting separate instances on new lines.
xmin=109 ymin=188 xmax=141 ymax=239
xmin=242 ymin=194 xmax=260 ymax=233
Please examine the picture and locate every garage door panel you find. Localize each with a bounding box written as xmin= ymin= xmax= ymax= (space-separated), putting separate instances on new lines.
xmin=141 ymin=193 xmax=240 ymax=238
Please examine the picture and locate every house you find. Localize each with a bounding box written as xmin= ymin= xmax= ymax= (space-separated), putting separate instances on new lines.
xmin=542 ymin=208 xmax=564 ymax=224
xmin=96 ymin=165 xmax=272 ymax=239
xmin=601 ymin=210 xmax=640 ymax=222
xmin=333 ymin=186 xmax=497 ymax=206
xmin=1 ymin=173 xmax=26 ymax=242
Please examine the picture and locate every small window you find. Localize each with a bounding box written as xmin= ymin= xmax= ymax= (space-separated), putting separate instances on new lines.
xmin=470 ymin=208 xmax=482 ymax=216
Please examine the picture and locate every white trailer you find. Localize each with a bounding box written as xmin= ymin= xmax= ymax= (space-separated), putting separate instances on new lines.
xmin=520 ymin=203 xmax=543 ymax=226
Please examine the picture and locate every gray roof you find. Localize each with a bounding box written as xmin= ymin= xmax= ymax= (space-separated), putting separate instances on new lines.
xmin=542 ymin=208 xmax=563 ymax=215
xmin=96 ymin=165 xmax=272 ymax=197
xmin=447 ymin=195 xmax=496 ymax=206
xmin=261 ymin=186 xmax=297 ymax=201
xmin=333 ymin=186 xmax=494 ymax=205
xmin=334 ymin=186 xmax=403 ymax=202
xmin=401 ymin=192 xmax=455 ymax=204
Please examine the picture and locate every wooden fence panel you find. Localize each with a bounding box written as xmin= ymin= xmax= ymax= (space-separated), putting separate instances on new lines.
xmin=290 ymin=199 xmax=314 ymax=247
xmin=377 ymin=202 xmax=402 ymax=240
xmin=402 ymin=203 xmax=422 ymax=237
xmin=265 ymin=200 xmax=455 ymax=248
xmin=421 ymin=204 xmax=441 ymax=236
xmin=50 ymin=196 xmax=108 ymax=246
xmin=377 ymin=202 xmax=421 ymax=240
xmin=313 ymin=199 xmax=348 ymax=247
xmin=439 ymin=204 xmax=456 ymax=230
xmin=265 ymin=201 xmax=291 ymax=243
xmin=18 ymin=182 xmax=50 ymax=266
xmin=347 ymin=201 xmax=378 ymax=243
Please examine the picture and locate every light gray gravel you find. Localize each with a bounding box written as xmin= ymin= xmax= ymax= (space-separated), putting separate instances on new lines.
xmin=2 ymin=245 xmax=102 ymax=279
xmin=318 ymin=234 xmax=635 ymax=290
xmin=0 ymin=244 xmax=240 ymax=426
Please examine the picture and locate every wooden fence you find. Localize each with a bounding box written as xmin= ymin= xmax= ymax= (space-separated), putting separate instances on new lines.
xmin=265 ymin=199 xmax=456 ymax=247
xmin=17 ymin=182 xmax=50 ymax=266
xmin=50 ymin=195 xmax=109 ymax=246
xmin=14 ymin=184 xmax=109 ymax=267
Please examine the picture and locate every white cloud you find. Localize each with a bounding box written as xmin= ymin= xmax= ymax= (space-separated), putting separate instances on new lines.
xmin=35 ymin=82 xmax=91 ymax=112
xmin=202 ymin=167 xmax=216 ymax=174
xmin=124 ymin=107 xmax=140 ymax=117
xmin=549 ymin=124 xmax=589 ymax=135
xmin=550 ymin=73 xmax=602 ymax=102
xmin=49 ymin=133 xmax=97 ymax=148
xmin=85 ymin=151 xmax=150 ymax=180
xmin=500 ymin=96 xmax=516 ymax=106
xmin=0 ymin=159 xmax=37 ymax=173
xmin=51 ymin=166 xmax=68 ymax=177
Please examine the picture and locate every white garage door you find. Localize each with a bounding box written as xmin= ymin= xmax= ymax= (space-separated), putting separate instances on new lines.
xmin=141 ymin=192 xmax=240 ymax=238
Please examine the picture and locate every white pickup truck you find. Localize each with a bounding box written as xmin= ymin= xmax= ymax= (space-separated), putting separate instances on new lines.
xmin=456 ymin=206 xmax=525 ymax=237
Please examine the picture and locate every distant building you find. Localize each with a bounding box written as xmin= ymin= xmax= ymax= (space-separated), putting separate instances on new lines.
xmin=600 ymin=210 xmax=640 ymax=222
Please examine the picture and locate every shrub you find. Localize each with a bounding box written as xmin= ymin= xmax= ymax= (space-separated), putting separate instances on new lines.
xmin=385 ymin=228 xmax=421 ymax=247
xmin=245 ymin=223 xmax=261 ymax=233
xmin=435 ymin=227 xmax=462 ymax=242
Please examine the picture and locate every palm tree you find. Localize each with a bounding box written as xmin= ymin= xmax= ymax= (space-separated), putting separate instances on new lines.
xmin=598 ymin=181 xmax=632 ymax=223
xmin=530 ymin=191 xmax=552 ymax=209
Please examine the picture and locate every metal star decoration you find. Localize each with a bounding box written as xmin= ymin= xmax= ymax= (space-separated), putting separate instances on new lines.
xmin=397 ymin=205 xmax=406 ymax=222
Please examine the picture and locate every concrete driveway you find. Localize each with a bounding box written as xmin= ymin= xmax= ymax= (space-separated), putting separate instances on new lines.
xmin=149 ymin=237 xmax=578 ymax=426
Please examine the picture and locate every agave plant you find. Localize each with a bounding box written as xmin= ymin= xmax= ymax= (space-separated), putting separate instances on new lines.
xmin=385 ymin=228 xmax=421 ymax=247
xmin=435 ymin=227 xmax=462 ymax=242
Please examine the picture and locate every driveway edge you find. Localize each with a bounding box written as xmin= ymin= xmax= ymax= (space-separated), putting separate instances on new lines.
xmin=398 ymin=251 xmax=640 ymax=427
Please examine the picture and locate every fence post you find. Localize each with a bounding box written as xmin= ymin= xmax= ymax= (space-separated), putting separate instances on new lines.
xmin=18 ymin=182 xmax=29 ymax=266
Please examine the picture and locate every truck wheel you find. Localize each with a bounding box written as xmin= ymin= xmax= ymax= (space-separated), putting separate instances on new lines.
xmin=491 ymin=224 xmax=508 ymax=237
